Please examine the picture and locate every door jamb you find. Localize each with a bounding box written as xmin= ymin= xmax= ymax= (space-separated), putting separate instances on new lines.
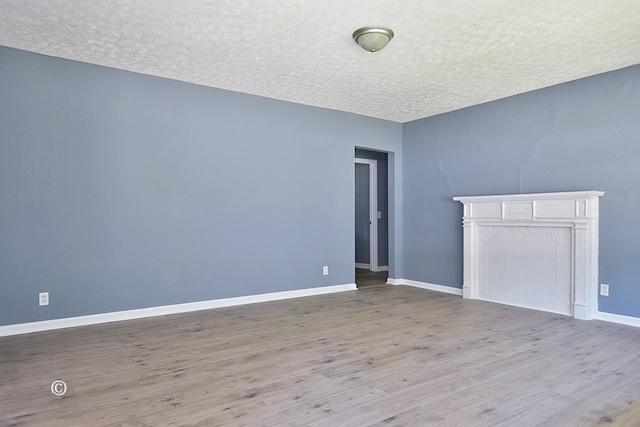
xmin=355 ymin=159 xmax=378 ymax=272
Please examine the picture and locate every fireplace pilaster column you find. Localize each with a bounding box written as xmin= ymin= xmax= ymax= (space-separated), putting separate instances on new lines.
xmin=461 ymin=217 xmax=476 ymax=299
xmin=573 ymin=222 xmax=590 ymax=319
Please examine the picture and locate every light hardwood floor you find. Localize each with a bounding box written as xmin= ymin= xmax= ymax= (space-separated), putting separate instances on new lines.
xmin=2 ymin=286 xmax=640 ymax=426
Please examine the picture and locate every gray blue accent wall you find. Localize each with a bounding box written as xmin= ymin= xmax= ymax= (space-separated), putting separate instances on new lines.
xmin=2 ymin=44 xmax=638 ymax=326
xmin=0 ymin=46 xmax=403 ymax=326
xmin=402 ymin=64 xmax=640 ymax=318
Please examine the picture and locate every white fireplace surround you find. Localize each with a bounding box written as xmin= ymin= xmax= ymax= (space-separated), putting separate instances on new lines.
xmin=453 ymin=191 xmax=604 ymax=320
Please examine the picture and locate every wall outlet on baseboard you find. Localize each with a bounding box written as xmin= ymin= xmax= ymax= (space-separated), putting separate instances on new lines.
xmin=322 ymin=266 xmax=329 ymax=276
xmin=600 ymin=283 xmax=609 ymax=297
xmin=39 ymin=292 xmax=49 ymax=306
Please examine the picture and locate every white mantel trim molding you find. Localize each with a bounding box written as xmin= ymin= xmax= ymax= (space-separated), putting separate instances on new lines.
xmin=453 ymin=191 xmax=604 ymax=320
xmin=0 ymin=283 xmax=356 ymax=337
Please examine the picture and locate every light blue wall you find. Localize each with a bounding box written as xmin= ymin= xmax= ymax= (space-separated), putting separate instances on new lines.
xmin=402 ymin=64 xmax=640 ymax=318
xmin=0 ymin=47 xmax=402 ymax=326
xmin=6 ymin=45 xmax=635 ymax=326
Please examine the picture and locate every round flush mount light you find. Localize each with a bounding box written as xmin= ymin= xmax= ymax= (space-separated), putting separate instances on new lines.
xmin=352 ymin=26 xmax=394 ymax=52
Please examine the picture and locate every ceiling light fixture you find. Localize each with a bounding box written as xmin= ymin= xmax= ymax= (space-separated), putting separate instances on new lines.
xmin=352 ymin=26 xmax=394 ymax=52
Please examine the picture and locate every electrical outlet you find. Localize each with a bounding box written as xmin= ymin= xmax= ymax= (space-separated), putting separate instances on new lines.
xmin=323 ymin=266 xmax=329 ymax=276
xmin=39 ymin=292 xmax=49 ymax=306
xmin=600 ymin=283 xmax=609 ymax=297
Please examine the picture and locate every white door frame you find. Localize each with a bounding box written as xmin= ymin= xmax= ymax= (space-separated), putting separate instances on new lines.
xmin=355 ymin=159 xmax=378 ymax=272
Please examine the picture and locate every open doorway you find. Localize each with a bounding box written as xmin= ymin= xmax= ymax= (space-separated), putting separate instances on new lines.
xmin=355 ymin=148 xmax=389 ymax=288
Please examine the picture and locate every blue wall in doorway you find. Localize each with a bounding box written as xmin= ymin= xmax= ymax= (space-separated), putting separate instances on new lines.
xmin=355 ymin=149 xmax=389 ymax=268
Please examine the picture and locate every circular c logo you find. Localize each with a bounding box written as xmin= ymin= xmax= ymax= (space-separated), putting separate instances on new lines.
xmin=51 ymin=380 xmax=67 ymax=396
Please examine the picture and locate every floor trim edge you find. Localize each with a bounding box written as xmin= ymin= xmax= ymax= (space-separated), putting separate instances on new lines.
xmin=595 ymin=311 xmax=640 ymax=327
xmin=388 ymin=278 xmax=463 ymax=296
xmin=0 ymin=283 xmax=357 ymax=337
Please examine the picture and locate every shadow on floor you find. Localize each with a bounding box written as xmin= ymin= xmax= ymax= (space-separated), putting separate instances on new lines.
xmin=355 ymin=268 xmax=388 ymax=289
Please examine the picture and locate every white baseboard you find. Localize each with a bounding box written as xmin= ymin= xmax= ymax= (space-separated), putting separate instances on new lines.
xmin=0 ymin=283 xmax=357 ymax=337
xmin=355 ymin=263 xmax=370 ymax=269
xmin=595 ymin=311 xmax=640 ymax=328
xmin=388 ymin=278 xmax=463 ymax=296
xmin=385 ymin=281 xmax=639 ymax=326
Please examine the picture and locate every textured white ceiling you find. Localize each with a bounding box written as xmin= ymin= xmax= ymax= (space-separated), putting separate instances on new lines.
xmin=1 ymin=1 xmax=639 ymax=123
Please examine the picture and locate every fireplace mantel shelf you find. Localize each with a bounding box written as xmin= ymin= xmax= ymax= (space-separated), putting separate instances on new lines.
xmin=453 ymin=191 xmax=604 ymax=203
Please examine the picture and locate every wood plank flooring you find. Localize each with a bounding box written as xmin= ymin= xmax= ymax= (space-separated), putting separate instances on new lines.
xmin=2 ymin=285 xmax=640 ymax=426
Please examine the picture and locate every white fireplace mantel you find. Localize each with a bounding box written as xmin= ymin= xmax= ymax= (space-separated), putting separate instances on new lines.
xmin=453 ymin=191 xmax=604 ymax=320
